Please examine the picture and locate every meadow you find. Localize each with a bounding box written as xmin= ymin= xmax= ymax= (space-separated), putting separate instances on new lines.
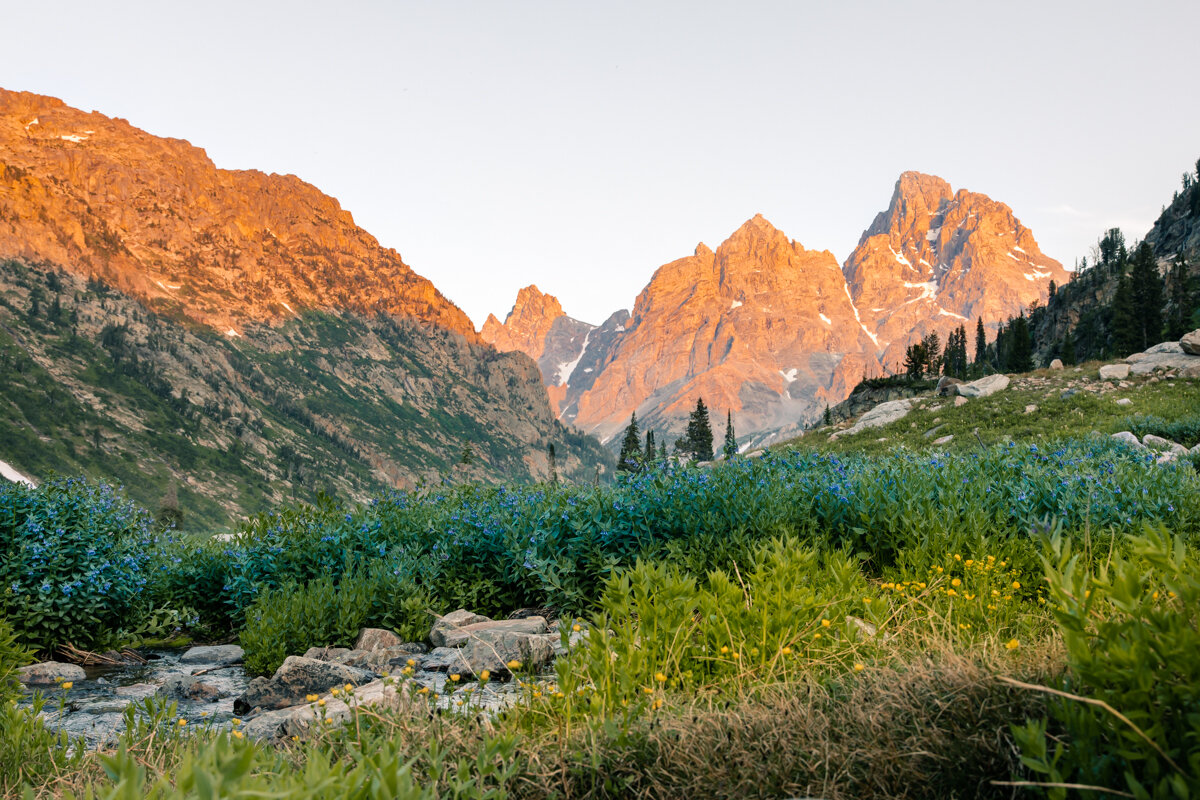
xmin=3 ymin=424 xmax=1200 ymax=797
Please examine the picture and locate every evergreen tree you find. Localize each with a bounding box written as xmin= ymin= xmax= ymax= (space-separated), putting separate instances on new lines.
xmin=823 ymin=404 xmax=832 ymax=426
xmin=1007 ymin=314 xmax=1033 ymax=373
xmin=617 ymin=412 xmax=641 ymax=472
xmin=1166 ymin=252 xmax=1195 ymax=339
xmin=904 ymin=342 xmax=927 ymax=380
xmin=1110 ymin=274 xmax=1139 ymax=356
xmin=942 ymin=325 xmax=968 ymax=379
xmin=658 ymin=442 xmax=668 ymax=462
xmin=685 ymin=398 xmax=714 ymax=461
xmin=460 ymin=442 xmax=475 ymax=465
xmin=644 ymin=430 xmax=656 ymax=465
xmin=1128 ymin=241 xmax=1165 ymax=349
xmin=921 ymin=332 xmax=941 ymax=378
xmin=1061 ymin=326 xmax=1077 ymax=366
xmin=974 ymin=317 xmax=987 ymax=371
xmin=547 ymin=443 xmax=558 ymax=484
xmin=722 ymin=411 xmax=738 ymax=459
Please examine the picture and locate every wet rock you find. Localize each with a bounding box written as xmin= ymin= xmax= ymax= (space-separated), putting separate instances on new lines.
xmin=18 ymin=661 xmax=86 ymax=685
xmin=233 ymin=657 xmax=374 ymax=714
xmin=438 ymin=617 xmax=549 ymax=649
xmin=1099 ymin=364 xmax=1130 ymax=380
xmin=159 ymin=675 xmax=221 ymax=702
xmin=956 ymin=374 xmax=1010 ymax=398
xmin=429 ymin=610 xmax=492 ymax=648
xmin=354 ymin=628 xmax=402 ymax=652
xmin=180 ymin=645 xmax=244 ymax=666
xmin=114 ymin=683 xmax=159 ymax=699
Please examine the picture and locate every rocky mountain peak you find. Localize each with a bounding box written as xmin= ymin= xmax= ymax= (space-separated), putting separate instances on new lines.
xmin=0 ymin=87 xmax=478 ymax=341
xmin=478 ymin=284 xmax=566 ymax=361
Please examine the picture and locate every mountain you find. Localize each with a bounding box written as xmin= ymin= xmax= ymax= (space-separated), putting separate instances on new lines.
xmin=484 ymin=176 xmax=1066 ymax=450
xmin=843 ymin=172 xmax=1069 ymax=368
xmin=0 ymin=88 xmax=610 ymax=525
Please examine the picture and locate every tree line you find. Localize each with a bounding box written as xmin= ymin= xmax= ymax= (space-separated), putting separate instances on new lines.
xmin=616 ymin=398 xmax=739 ymax=471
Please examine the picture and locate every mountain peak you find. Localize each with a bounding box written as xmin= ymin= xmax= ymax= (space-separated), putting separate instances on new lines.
xmin=479 ymin=285 xmax=567 ymax=360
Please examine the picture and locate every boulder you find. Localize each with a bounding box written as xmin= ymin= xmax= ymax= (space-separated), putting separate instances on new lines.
xmin=418 ymin=647 xmax=471 ymax=673
xmin=245 ymin=678 xmax=410 ymax=740
xmin=1191 ymin=443 xmax=1200 ymax=456
xmin=18 ymin=661 xmax=86 ymax=685
xmin=437 ymin=617 xmax=549 ymax=649
xmin=956 ymin=374 xmax=1010 ymax=398
xmin=1129 ymin=353 xmax=1200 ymax=376
xmin=1182 ymin=364 xmax=1200 ymax=379
xmin=932 ymin=434 xmax=954 ymax=445
xmin=456 ymin=630 xmax=556 ymax=678
xmin=1182 ymin=329 xmax=1200 ymax=356
xmin=179 ymin=645 xmax=244 ymax=666
xmin=1115 ymin=398 xmax=1133 ymax=406
xmin=934 ymin=376 xmax=963 ymax=396
xmin=1111 ymin=431 xmax=1145 ymax=450
xmin=1024 ymin=404 xmax=1038 ymax=414
xmin=233 ymin=657 xmax=374 ymax=714
xmin=1099 ymin=364 xmax=1130 ymax=380
xmin=354 ymin=628 xmax=402 ymax=653
xmin=241 ymin=708 xmax=297 ymax=741
xmin=1142 ymin=435 xmax=1188 ymax=456
xmin=839 ymin=399 xmax=914 ymax=437
xmin=953 ymin=396 xmax=968 ymax=407
xmin=158 ymin=675 xmax=221 ymax=702
xmin=302 ymin=647 xmax=352 ymax=662
xmin=429 ymin=610 xmax=492 ymax=648
xmin=338 ymin=643 xmax=428 ymax=674
xmin=1049 ymin=359 xmax=1064 ymax=370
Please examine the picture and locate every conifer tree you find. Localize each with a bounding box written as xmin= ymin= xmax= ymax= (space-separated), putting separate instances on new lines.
xmin=1128 ymin=241 xmax=1165 ymax=350
xmin=974 ymin=317 xmax=987 ymax=374
xmin=921 ymin=332 xmax=941 ymax=378
xmin=1061 ymin=327 xmax=1077 ymax=366
xmin=1109 ymin=274 xmax=1139 ymax=356
xmin=547 ymin=443 xmax=558 ymax=484
xmin=823 ymin=404 xmax=832 ymax=426
xmin=1007 ymin=314 xmax=1033 ymax=373
xmin=644 ymin=430 xmax=656 ymax=465
xmin=617 ymin=412 xmax=641 ymax=472
xmin=722 ymin=411 xmax=738 ymax=459
xmin=685 ymin=398 xmax=714 ymax=461
xmin=1166 ymin=252 xmax=1195 ymax=339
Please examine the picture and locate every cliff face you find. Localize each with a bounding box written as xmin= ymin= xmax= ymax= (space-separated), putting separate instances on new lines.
xmin=843 ymin=171 xmax=1069 ymax=367
xmin=0 ymin=88 xmax=476 ymax=339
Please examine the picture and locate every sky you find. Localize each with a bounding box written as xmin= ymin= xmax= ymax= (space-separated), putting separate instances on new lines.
xmin=2 ymin=0 xmax=1198 ymax=327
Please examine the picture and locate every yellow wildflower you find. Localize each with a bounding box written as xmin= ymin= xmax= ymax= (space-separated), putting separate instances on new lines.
xmin=480 ymin=670 xmax=490 ymax=681
xmin=951 ymin=578 xmax=961 ymax=587
xmin=853 ymin=663 xmax=865 ymax=672
xmin=1005 ymin=638 xmax=1020 ymax=650
xmin=821 ymin=619 xmax=832 ymax=628
xmin=233 ymin=730 xmax=244 ymax=740
xmin=449 ymin=673 xmax=461 ymax=682
xmin=507 ymin=659 xmax=522 ymax=670
xmin=60 ymin=681 xmax=73 ymax=690
xmin=655 ymin=672 xmax=667 ymax=683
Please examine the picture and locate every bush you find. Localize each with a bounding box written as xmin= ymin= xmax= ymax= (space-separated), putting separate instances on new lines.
xmin=1014 ymin=526 xmax=1200 ymax=798
xmin=240 ymin=562 xmax=436 ymax=676
xmin=0 ymin=477 xmax=159 ymax=651
xmin=1119 ymin=412 xmax=1200 ymax=448
xmin=0 ymin=615 xmax=32 ymax=702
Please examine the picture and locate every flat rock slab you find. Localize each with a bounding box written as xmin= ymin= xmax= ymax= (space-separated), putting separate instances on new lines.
xmin=429 ymin=610 xmax=492 ymax=648
xmin=956 ymin=374 xmax=1010 ymax=398
xmin=18 ymin=661 xmax=86 ymax=685
xmin=180 ymin=645 xmax=244 ymax=666
xmin=837 ymin=399 xmax=914 ymax=438
xmin=1128 ymin=353 xmax=1200 ymax=376
xmin=438 ymin=617 xmax=549 ymax=649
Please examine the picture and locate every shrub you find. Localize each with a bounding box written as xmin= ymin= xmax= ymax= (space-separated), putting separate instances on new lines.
xmin=0 ymin=615 xmax=32 ymax=702
xmin=1118 ymin=412 xmax=1200 ymax=448
xmin=240 ymin=562 xmax=436 ymax=676
xmin=1014 ymin=526 xmax=1200 ymax=798
xmin=0 ymin=477 xmax=159 ymax=651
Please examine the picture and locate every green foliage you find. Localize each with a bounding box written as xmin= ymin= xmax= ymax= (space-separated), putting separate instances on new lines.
xmin=617 ymin=412 xmax=641 ymax=473
xmin=684 ymin=397 xmax=714 ymax=461
xmin=0 ymin=615 xmax=32 ymax=702
xmin=239 ymin=564 xmax=435 ymax=676
xmin=1016 ymin=527 xmax=1200 ymax=798
xmin=1118 ymin=412 xmax=1200 ymax=449
xmin=722 ymin=411 xmax=738 ymax=459
xmin=0 ymin=477 xmax=160 ymax=651
xmin=0 ymin=693 xmax=86 ymax=792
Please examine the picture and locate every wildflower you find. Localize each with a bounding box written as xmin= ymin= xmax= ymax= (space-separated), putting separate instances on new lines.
xmin=814 ymin=632 xmax=822 ymax=639
xmin=862 ymin=598 xmax=872 ymax=604
xmin=655 ymin=672 xmax=667 ymax=683
xmin=1005 ymin=638 xmax=1020 ymax=650
xmin=232 ymin=718 xmax=241 ymax=726
xmin=406 ymin=658 xmax=417 ymax=667
xmin=720 ymin=645 xmax=729 ymax=654
xmin=821 ymin=619 xmax=831 ymax=628
xmin=642 ymin=687 xmax=654 ymax=695
xmin=450 ymin=673 xmax=461 ymax=682
xmin=781 ymin=646 xmax=792 ymax=656
xmin=330 ymin=688 xmax=340 ymax=697
xmin=651 ymin=698 xmax=664 ymax=710
xmin=317 ymin=698 xmax=326 ymax=707
xmin=417 ymin=686 xmax=430 ymax=695
xmin=60 ymin=681 xmax=73 ymax=690
xmin=954 ymin=554 xmax=962 ymax=561
xmin=507 ymin=659 xmax=522 ymax=670
xmin=233 ymin=730 xmax=244 ymax=739
xmin=947 ymin=589 xmax=957 ymax=597
xmin=555 ymin=691 xmax=565 ymax=699
xmin=951 ymin=578 xmax=961 ymax=587
xmin=306 ymin=694 xmax=319 ymax=703
xmin=177 ymin=719 xmax=187 ymax=727
xmin=572 ymin=624 xmax=582 ymax=632
xmin=731 ymin=651 xmax=741 ymax=659
xmin=479 ymin=670 xmax=490 ymax=681
xmin=1012 ymin=581 xmax=1021 ymax=590
xmin=853 ymin=663 xmax=865 ymax=672
xmin=343 ymin=683 xmax=353 ymax=693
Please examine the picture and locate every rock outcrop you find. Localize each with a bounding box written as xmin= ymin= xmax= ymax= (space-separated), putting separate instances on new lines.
xmin=843 ymin=172 xmax=1069 ymax=370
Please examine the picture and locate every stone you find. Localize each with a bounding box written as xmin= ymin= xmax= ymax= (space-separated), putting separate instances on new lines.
xmin=1099 ymin=364 xmax=1131 ymax=380
xmin=436 ymin=617 xmax=549 ymax=649
xmin=18 ymin=661 xmax=86 ymax=685
xmin=934 ymin=376 xmax=963 ymax=396
xmin=839 ymin=399 xmax=914 ymax=437
xmin=1024 ymin=404 xmax=1038 ymax=414
xmin=1182 ymin=329 xmax=1200 ymax=356
xmin=953 ymin=396 xmax=968 ymax=407
xmin=1142 ymin=435 xmax=1188 ymax=456
xmin=338 ymin=643 xmax=428 ymax=674
xmin=354 ymin=628 xmax=403 ymax=653
xmin=1129 ymin=353 xmax=1200 ymax=376
xmin=418 ymin=647 xmax=471 ymax=673
xmin=158 ymin=675 xmax=221 ymax=702
xmin=456 ymin=629 xmax=556 ymax=678
xmin=302 ymin=647 xmax=352 ymax=662
xmin=1191 ymin=443 xmax=1200 ymax=455
xmin=932 ymin=434 xmax=954 ymax=445
xmin=241 ymin=708 xmax=297 ymax=741
xmin=955 ymin=374 xmax=1010 ymax=398
xmin=179 ymin=645 xmax=244 ymax=666
xmin=1060 ymin=389 xmax=1079 ymax=399
xmin=1111 ymin=431 xmax=1146 ymax=450
xmin=429 ymin=610 xmax=492 ymax=648
xmin=1115 ymin=397 xmax=1133 ymax=406
xmin=1049 ymin=359 xmax=1064 ymax=370
xmin=232 ymin=657 xmax=375 ymax=714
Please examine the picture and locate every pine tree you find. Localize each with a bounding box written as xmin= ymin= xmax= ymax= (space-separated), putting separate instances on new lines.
xmin=547 ymin=444 xmax=558 ymax=484
xmin=1109 ymin=273 xmax=1139 ymax=356
xmin=644 ymin=430 xmax=656 ymax=465
xmin=685 ymin=398 xmax=714 ymax=461
xmin=617 ymin=412 xmax=641 ymax=472
xmin=1128 ymin=241 xmax=1165 ymax=349
xmin=973 ymin=317 xmax=987 ymax=374
xmin=1007 ymin=314 xmax=1033 ymax=373
xmin=658 ymin=442 xmax=668 ymax=462
xmin=1166 ymin=252 xmax=1195 ymax=339
xmin=904 ymin=342 xmax=927 ymax=380
xmin=722 ymin=411 xmax=738 ymax=459
xmin=1061 ymin=326 xmax=1077 ymax=366
xmin=921 ymin=332 xmax=941 ymax=378
xmin=823 ymin=404 xmax=832 ymax=426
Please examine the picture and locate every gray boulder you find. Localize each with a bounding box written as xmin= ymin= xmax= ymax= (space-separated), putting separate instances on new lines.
xmin=1129 ymin=352 xmax=1200 ymax=376
xmin=429 ymin=610 xmax=492 ymax=648
xmin=1115 ymin=397 xmax=1133 ymax=406
xmin=1111 ymin=431 xmax=1146 ymax=450
xmin=18 ymin=661 xmax=86 ymax=685
xmin=302 ymin=647 xmax=352 ymax=662
xmin=1182 ymin=329 xmax=1200 ymax=356
xmin=934 ymin=376 xmax=963 ymax=396
xmin=158 ymin=675 xmax=221 ymax=702
xmin=233 ymin=656 xmax=374 ymax=714
xmin=417 ymin=647 xmax=471 ymax=673
xmin=956 ymin=374 xmax=1010 ymax=398
xmin=1049 ymin=359 xmax=1064 ymax=370
xmin=1099 ymin=364 xmax=1131 ymax=380
xmin=1142 ymin=434 xmax=1188 ymax=456
xmin=437 ymin=617 xmax=549 ymax=649
xmin=837 ymin=399 xmax=914 ymax=438
xmin=245 ymin=678 xmax=409 ymax=740
xmin=179 ymin=645 xmax=244 ymax=666
xmin=456 ymin=630 xmax=556 ymax=678
xmin=354 ymin=628 xmax=402 ymax=652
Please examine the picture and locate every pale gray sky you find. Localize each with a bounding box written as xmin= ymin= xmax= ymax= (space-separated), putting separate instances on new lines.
xmin=2 ymin=0 xmax=1198 ymax=326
